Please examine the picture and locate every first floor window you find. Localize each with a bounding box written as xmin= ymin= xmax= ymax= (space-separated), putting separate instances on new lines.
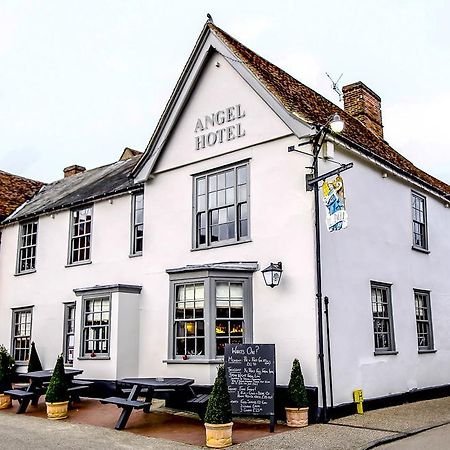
xmin=194 ymin=162 xmax=249 ymax=248
xmin=371 ymin=282 xmax=395 ymax=353
xmin=411 ymin=192 xmax=428 ymax=250
xmin=414 ymin=290 xmax=434 ymax=351
xmin=12 ymin=307 xmax=33 ymax=362
xmin=63 ymin=303 xmax=76 ymax=365
xmin=69 ymin=206 xmax=92 ymax=264
xmin=170 ymin=272 xmax=252 ymax=360
xmin=81 ymin=297 xmax=110 ymax=357
xmin=17 ymin=221 xmax=38 ymax=273
xmin=131 ymin=191 xmax=144 ymax=255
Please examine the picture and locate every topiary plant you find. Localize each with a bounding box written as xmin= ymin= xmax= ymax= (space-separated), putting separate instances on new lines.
xmin=0 ymin=345 xmax=15 ymax=393
xmin=287 ymin=358 xmax=308 ymax=408
xmin=28 ymin=342 xmax=43 ymax=373
xmin=204 ymin=365 xmax=232 ymax=424
xmin=45 ymin=355 xmax=68 ymax=404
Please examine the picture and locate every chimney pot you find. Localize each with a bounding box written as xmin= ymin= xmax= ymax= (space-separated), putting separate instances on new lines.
xmin=342 ymin=81 xmax=384 ymax=138
xmin=63 ymin=165 xmax=86 ymax=178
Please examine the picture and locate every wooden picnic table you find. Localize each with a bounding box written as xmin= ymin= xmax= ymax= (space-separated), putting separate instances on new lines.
xmin=8 ymin=368 xmax=83 ymax=414
xmin=101 ymin=377 xmax=195 ymax=430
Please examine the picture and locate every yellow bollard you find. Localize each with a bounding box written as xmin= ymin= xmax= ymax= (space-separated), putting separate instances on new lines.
xmin=353 ymin=389 xmax=364 ymax=414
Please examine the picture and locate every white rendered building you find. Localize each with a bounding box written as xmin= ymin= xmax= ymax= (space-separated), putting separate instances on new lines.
xmin=1 ymin=20 xmax=449 ymax=420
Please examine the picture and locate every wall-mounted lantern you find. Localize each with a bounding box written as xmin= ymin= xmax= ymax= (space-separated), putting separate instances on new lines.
xmin=262 ymin=262 xmax=283 ymax=288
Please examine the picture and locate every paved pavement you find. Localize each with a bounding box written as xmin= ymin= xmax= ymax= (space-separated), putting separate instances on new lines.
xmin=0 ymin=397 xmax=449 ymax=449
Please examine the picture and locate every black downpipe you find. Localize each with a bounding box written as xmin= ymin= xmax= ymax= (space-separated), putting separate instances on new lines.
xmin=324 ymin=296 xmax=334 ymax=412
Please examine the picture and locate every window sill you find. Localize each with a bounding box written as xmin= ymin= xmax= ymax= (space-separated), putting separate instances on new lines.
xmin=14 ymin=361 xmax=28 ymax=367
xmin=418 ymin=349 xmax=437 ymax=354
xmin=411 ymin=246 xmax=430 ymax=254
xmin=191 ymin=238 xmax=252 ymax=252
xmin=374 ymin=350 xmax=398 ymax=356
xmin=129 ymin=252 xmax=143 ymax=258
xmin=65 ymin=261 xmax=92 ymax=268
xmin=164 ymin=359 xmax=223 ymax=365
xmin=14 ymin=269 xmax=36 ymax=277
xmin=77 ymin=356 xmax=110 ymax=361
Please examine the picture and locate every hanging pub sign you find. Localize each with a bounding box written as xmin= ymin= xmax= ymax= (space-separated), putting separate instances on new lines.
xmin=322 ymin=175 xmax=348 ymax=232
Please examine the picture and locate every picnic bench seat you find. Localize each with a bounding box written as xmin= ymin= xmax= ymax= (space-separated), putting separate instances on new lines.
xmin=67 ymin=385 xmax=90 ymax=403
xmin=100 ymin=396 xmax=151 ymax=430
xmin=187 ymin=393 xmax=210 ymax=421
xmin=3 ymin=389 xmax=40 ymax=414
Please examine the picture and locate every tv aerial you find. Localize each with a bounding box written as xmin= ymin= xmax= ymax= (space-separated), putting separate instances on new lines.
xmin=326 ymin=72 xmax=343 ymax=102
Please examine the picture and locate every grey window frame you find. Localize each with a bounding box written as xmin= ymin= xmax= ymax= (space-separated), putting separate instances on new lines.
xmin=68 ymin=205 xmax=93 ymax=265
xmin=11 ymin=306 xmax=33 ymax=363
xmin=63 ymin=302 xmax=76 ymax=365
xmin=168 ymin=270 xmax=253 ymax=362
xmin=414 ymin=290 xmax=434 ymax=352
xmin=16 ymin=220 xmax=38 ymax=274
xmin=80 ymin=295 xmax=111 ymax=358
xmin=411 ymin=191 xmax=428 ymax=251
xmin=371 ymin=282 xmax=396 ymax=354
xmin=130 ymin=191 xmax=144 ymax=256
xmin=192 ymin=161 xmax=250 ymax=250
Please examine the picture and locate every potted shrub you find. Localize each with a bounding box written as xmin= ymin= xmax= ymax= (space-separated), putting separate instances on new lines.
xmin=45 ymin=355 xmax=69 ymax=419
xmin=0 ymin=345 xmax=15 ymax=409
xmin=204 ymin=365 xmax=233 ymax=448
xmin=27 ymin=342 xmax=43 ymax=373
xmin=285 ymin=358 xmax=309 ymax=427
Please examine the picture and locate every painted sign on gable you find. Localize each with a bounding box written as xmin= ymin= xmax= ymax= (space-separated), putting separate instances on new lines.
xmin=194 ymin=104 xmax=246 ymax=150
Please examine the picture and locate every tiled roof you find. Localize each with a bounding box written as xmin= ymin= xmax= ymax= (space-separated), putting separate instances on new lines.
xmin=208 ymin=23 xmax=450 ymax=196
xmin=0 ymin=171 xmax=44 ymax=222
xmin=3 ymin=155 xmax=142 ymax=224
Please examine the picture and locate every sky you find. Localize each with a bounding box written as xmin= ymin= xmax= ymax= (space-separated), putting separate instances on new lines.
xmin=1 ymin=0 xmax=449 ymax=184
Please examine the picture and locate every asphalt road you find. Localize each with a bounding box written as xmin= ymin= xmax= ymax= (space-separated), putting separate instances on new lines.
xmin=378 ymin=423 xmax=450 ymax=450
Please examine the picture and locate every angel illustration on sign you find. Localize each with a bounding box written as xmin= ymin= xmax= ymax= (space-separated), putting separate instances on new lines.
xmin=322 ymin=175 xmax=348 ymax=232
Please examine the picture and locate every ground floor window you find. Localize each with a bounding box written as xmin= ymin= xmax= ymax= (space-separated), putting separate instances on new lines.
xmin=414 ymin=290 xmax=434 ymax=351
xmin=11 ymin=307 xmax=33 ymax=362
xmin=371 ymin=282 xmax=396 ymax=353
xmin=63 ymin=303 xmax=76 ymax=365
xmin=81 ymin=296 xmax=110 ymax=357
xmin=169 ymin=268 xmax=253 ymax=361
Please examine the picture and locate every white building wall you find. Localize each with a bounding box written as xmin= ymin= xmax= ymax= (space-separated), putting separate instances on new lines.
xmin=320 ymin=147 xmax=450 ymax=406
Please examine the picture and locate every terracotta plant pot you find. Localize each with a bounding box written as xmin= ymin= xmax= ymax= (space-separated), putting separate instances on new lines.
xmin=0 ymin=393 xmax=12 ymax=409
xmin=285 ymin=406 xmax=309 ymax=427
xmin=204 ymin=422 xmax=233 ymax=448
xmin=46 ymin=401 xmax=69 ymax=419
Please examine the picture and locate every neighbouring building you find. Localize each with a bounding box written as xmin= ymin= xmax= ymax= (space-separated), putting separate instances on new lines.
xmin=0 ymin=20 xmax=449 ymax=420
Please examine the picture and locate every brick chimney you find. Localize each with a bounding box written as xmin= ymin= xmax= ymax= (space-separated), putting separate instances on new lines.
xmin=342 ymin=82 xmax=383 ymax=138
xmin=63 ymin=165 xmax=86 ymax=178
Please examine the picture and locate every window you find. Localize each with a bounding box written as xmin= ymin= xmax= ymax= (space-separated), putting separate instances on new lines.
xmin=194 ymin=163 xmax=249 ymax=248
xmin=17 ymin=221 xmax=38 ymax=273
xmin=169 ymin=267 xmax=253 ymax=361
xmin=131 ymin=192 xmax=144 ymax=255
xmin=371 ymin=283 xmax=396 ymax=353
xmin=69 ymin=206 xmax=92 ymax=264
xmin=11 ymin=307 xmax=33 ymax=362
xmin=414 ymin=290 xmax=434 ymax=351
xmin=81 ymin=297 xmax=110 ymax=357
xmin=411 ymin=192 xmax=428 ymax=250
xmin=63 ymin=303 xmax=76 ymax=365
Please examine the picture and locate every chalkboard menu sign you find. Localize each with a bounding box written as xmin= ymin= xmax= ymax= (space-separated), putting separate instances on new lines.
xmin=224 ymin=343 xmax=276 ymax=427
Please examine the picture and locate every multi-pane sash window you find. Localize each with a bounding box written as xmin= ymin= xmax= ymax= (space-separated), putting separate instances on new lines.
xmin=170 ymin=273 xmax=252 ymax=360
xmin=17 ymin=221 xmax=38 ymax=273
xmin=174 ymin=283 xmax=205 ymax=357
xmin=215 ymin=281 xmax=244 ymax=356
xmin=63 ymin=303 xmax=76 ymax=365
xmin=82 ymin=297 xmax=110 ymax=357
xmin=414 ymin=290 xmax=434 ymax=351
xmin=12 ymin=308 xmax=33 ymax=362
xmin=411 ymin=192 xmax=428 ymax=250
xmin=69 ymin=206 xmax=92 ymax=264
xmin=371 ymin=283 xmax=395 ymax=352
xmin=194 ymin=163 xmax=249 ymax=248
xmin=131 ymin=192 xmax=144 ymax=255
